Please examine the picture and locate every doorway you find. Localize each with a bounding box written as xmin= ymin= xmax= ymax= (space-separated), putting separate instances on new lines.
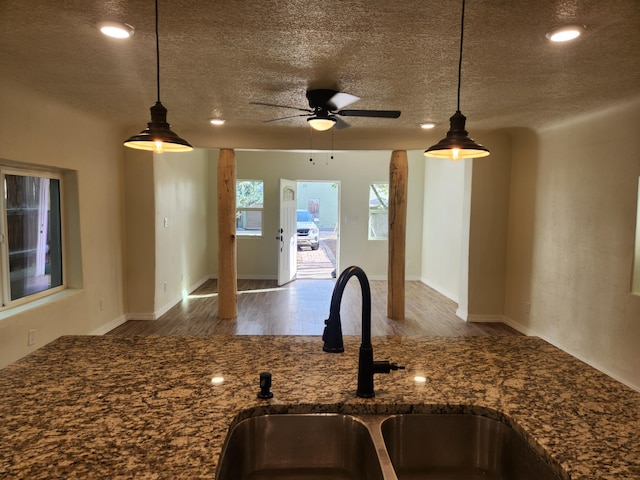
xmin=296 ymin=181 xmax=339 ymax=279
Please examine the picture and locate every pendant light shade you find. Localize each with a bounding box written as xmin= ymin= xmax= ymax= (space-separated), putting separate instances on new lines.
xmin=425 ymin=0 xmax=489 ymax=161
xmin=424 ymin=110 xmax=489 ymax=160
xmin=124 ymin=102 xmax=192 ymax=153
xmin=124 ymin=0 xmax=192 ymax=153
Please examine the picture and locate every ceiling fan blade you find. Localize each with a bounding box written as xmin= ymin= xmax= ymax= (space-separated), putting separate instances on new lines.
xmin=338 ymin=109 xmax=401 ymax=118
xmin=263 ymin=114 xmax=310 ymax=123
xmin=250 ymin=101 xmax=311 ymax=113
xmin=328 ymin=92 xmax=360 ymax=110
xmin=333 ymin=116 xmax=350 ymax=130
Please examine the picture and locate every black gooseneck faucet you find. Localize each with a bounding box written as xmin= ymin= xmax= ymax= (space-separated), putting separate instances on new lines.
xmin=322 ymin=266 xmax=404 ymax=398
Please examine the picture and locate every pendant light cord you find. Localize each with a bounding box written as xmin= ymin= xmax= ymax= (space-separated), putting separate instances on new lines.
xmin=155 ymin=0 xmax=161 ymax=103
xmin=457 ymin=0 xmax=466 ymax=112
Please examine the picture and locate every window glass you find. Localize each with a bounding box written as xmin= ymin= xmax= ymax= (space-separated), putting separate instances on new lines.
xmin=297 ymin=210 xmax=313 ymax=223
xmin=236 ymin=180 xmax=264 ymax=236
xmin=3 ymin=172 xmax=63 ymax=304
xmin=368 ymin=183 xmax=389 ymax=240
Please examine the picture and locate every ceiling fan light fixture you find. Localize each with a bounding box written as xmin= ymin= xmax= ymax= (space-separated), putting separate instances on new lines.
xmin=425 ymin=0 xmax=489 ymax=161
xmin=98 ymin=21 xmax=134 ymax=39
xmin=307 ymin=117 xmax=336 ymax=131
xmin=546 ymin=24 xmax=585 ymax=42
xmin=124 ymin=0 xmax=192 ymax=153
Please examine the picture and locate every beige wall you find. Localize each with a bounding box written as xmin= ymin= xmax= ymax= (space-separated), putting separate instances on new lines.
xmin=1 ymin=76 xmax=638 ymax=391
xmin=505 ymin=98 xmax=640 ymax=389
xmin=207 ymin=149 xmax=424 ymax=280
xmin=154 ymin=149 xmax=210 ymax=314
xmin=466 ymin=133 xmax=512 ymax=319
xmin=420 ymin=131 xmax=511 ymax=319
xmin=123 ymin=150 xmax=155 ymax=316
xmin=124 ymin=148 xmax=211 ymax=319
xmin=0 ymin=79 xmax=126 ymax=368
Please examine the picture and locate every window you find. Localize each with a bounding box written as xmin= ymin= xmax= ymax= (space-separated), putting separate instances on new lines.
xmin=1 ymin=169 xmax=64 ymax=306
xmin=236 ymin=180 xmax=263 ymax=236
xmin=369 ymin=183 xmax=389 ymax=240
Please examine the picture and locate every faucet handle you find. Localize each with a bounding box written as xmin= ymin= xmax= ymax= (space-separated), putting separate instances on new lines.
xmin=390 ymin=362 xmax=405 ymax=371
xmin=373 ymin=360 xmax=406 ymax=373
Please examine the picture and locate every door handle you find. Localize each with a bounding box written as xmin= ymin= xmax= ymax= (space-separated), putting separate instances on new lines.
xmin=277 ymin=228 xmax=284 ymax=252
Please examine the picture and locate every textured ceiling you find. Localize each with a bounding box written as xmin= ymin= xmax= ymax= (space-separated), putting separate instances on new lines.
xmin=1 ymin=0 xmax=639 ymax=150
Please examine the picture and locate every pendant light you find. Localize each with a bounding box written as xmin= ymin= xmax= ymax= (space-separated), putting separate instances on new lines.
xmin=124 ymin=0 xmax=192 ymax=153
xmin=425 ymin=0 xmax=489 ymax=161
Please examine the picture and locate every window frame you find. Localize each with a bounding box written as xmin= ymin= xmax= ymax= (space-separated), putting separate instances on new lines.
xmin=235 ymin=179 xmax=264 ymax=237
xmin=0 ymin=167 xmax=66 ymax=309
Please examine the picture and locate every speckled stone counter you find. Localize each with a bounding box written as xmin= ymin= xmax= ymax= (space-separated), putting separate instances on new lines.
xmin=0 ymin=335 xmax=638 ymax=479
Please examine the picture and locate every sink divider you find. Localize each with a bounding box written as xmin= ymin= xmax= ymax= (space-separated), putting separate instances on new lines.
xmin=356 ymin=414 xmax=400 ymax=480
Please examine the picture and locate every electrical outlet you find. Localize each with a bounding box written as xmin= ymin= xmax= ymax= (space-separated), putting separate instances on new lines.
xmin=163 ymin=217 xmax=169 ymax=228
xmin=28 ymin=329 xmax=36 ymax=346
xmin=163 ymin=282 xmax=167 ymax=292
xmin=524 ymin=302 xmax=531 ymax=315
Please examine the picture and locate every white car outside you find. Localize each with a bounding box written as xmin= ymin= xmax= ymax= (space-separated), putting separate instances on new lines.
xmin=296 ymin=209 xmax=320 ymax=250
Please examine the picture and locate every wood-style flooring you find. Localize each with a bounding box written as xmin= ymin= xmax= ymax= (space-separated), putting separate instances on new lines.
xmin=107 ymin=279 xmax=521 ymax=337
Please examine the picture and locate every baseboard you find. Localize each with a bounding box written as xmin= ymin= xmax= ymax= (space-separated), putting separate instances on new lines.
xmin=125 ymin=312 xmax=157 ymax=320
xmin=90 ymin=315 xmax=128 ymax=335
xmin=466 ymin=314 xmax=505 ymax=323
xmin=503 ymin=316 xmax=640 ymax=393
xmin=455 ymin=307 xmax=467 ymax=321
xmin=237 ymin=274 xmax=278 ymax=280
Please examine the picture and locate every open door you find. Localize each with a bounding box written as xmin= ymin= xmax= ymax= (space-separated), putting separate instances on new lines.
xmin=277 ymin=179 xmax=297 ymax=286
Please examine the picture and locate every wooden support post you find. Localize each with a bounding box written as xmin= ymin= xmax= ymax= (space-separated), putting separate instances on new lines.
xmin=217 ymin=148 xmax=238 ymax=319
xmin=388 ymin=150 xmax=408 ymax=320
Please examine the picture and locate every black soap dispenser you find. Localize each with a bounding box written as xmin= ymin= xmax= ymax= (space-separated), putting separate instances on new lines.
xmin=257 ymin=371 xmax=273 ymax=399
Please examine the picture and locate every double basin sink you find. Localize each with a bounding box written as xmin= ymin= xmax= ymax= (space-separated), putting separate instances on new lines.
xmin=215 ymin=412 xmax=565 ymax=480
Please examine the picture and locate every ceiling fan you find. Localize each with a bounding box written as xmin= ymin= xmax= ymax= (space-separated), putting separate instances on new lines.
xmin=251 ymin=89 xmax=401 ymax=131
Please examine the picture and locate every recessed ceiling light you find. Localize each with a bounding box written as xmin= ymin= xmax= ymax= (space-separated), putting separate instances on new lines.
xmin=209 ymin=118 xmax=226 ymax=126
xmin=546 ymin=25 xmax=585 ymax=42
xmin=98 ymin=21 xmax=135 ymax=39
xmin=420 ymin=122 xmax=436 ymax=129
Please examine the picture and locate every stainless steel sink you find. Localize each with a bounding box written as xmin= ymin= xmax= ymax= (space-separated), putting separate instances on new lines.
xmin=215 ymin=413 xmax=565 ymax=480
xmin=380 ymin=414 xmax=564 ymax=480
xmin=215 ymin=413 xmax=385 ymax=480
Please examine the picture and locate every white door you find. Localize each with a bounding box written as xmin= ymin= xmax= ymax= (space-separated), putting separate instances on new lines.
xmin=278 ymin=179 xmax=297 ymax=286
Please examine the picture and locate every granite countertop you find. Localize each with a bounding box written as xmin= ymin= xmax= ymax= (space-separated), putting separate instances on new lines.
xmin=0 ymin=335 xmax=638 ymax=479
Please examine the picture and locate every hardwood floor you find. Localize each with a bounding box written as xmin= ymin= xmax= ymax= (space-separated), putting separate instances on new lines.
xmin=107 ymin=279 xmax=521 ymax=337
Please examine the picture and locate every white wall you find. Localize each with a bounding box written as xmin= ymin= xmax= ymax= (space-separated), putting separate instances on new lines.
xmin=420 ymin=157 xmax=466 ymax=301
xmin=0 ymin=79 xmax=127 ymax=368
xmin=504 ymin=98 xmax=640 ymax=390
xmin=207 ymin=149 xmax=424 ymax=280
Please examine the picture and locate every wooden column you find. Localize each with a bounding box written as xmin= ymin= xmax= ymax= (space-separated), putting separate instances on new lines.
xmin=388 ymin=150 xmax=408 ymax=320
xmin=217 ymin=148 xmax=238 ymax=319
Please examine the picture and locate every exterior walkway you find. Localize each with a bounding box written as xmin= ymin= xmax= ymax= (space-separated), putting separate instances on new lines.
xmin=296 ymin=230 xmax=336 ymax=279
